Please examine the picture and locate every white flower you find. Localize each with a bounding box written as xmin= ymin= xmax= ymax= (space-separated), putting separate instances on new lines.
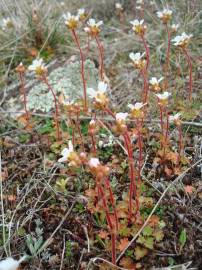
xmin=149 ymin=77 xmax=164 ymax=85
xmin=129 ymin=52 xmax=145 ymax=63
xmin=28 ymin=58 xmax=46 ymax=73
xmin=115 ymin=112 xmax=128 ymax=121
xmin=169 ymin=113 xmax=181 ymax=122
xmin=1 ymin=17 xmax=12 ymax=30
xmin=89 ymin=119 xmax=96 ymax=125
xmin=130 ymin=19 xmax=144 ymax=27
xmin=89 ymin=157 xmax=100 ymax=168
xmin=77 ymin=8 xmax=85 ymax=16
xmin=84 ymin=18 xmax=103 ymax=34
xmin=155 ymin=91 xmax=171 ymax=100
xmin=171 ymin=24 xmax=179 ymax=31
xmin=128 ymin=102 xmax=146 ymax=111
xmin=87 ymin=18 xmax=103 ymax=27
xmin=115 ymin=3 xmax=123 ymax=10
xmin=87 ymin=81 xmax=108 ymax=103
xmin=63 ymin=12 xmax=79 ymax=29
xmin=172 ymin=32 xmax=192 ymax=47
xmin=137 ymin=0 xmax=143 ymax=3
xmin=157 ymin=8 xmax=172 ymax=18
xmin=0 ymin=256 xmax=26 ymax=270
xmin=58 ymin=141 xmax=74 ymax=163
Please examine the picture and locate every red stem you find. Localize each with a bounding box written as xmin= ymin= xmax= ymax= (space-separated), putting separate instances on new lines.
xmin=43 ymin=76 xmax=60 ymax=140
xmin=95 ymin=35 xmax=104 ymax=80
xmin=72 ymin=29 xmax=87 ymax=110
xmin=141 ymin=35 xmax=150 ymax=70
xmin=76 ymin=113 xmax=85 ymax=152
xmin=183 ymin=48 xmax=193 ymax=101
xmin=97 ymin=183 xmax=116 ymax=264
xmin=163 ymin=110 xmax=169 ymax=158
xmin=19 ymin=73 xmax=29 ymax=121
xmin=165 ymin=23 xmax=171 ymax=74
xmin=177 ymin=125 xmax=183 ymax=164
xmin=140 ymin=68 xmax=149 ymax=103
xmin=90 ymin=134 xmax=96 ymax=154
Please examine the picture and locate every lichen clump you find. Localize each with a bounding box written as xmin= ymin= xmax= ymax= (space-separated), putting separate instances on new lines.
xmin=27 ymin=59 xmax=98 ymax=112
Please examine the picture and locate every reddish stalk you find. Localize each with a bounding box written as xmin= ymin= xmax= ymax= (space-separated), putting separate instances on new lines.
xmin=97 ymin=182 xmax=116 ymax=264
xmin=136 ymin=119 xmax=143 ymax=188
xmin=76 ymin=113 xmax=85 ymax=152
xmin=141 ymin=35 xmax=150 ymax=70
xmin=104 ymin=177 xmax=119 ymax=231
xmin=19 ymin=72 xmax=29 ymax=121
xmin=43 ymin=76 xmax=60 ymax=140
xmin=95 ymin=35 xmax=104 ymax=80
xmin=163 ymin=111 xmax=169 ymax=158
xmin=104 ymin=107 xmax=138 ymax=219
xmin=71 ymin=29 xmax=87 ymax=110
xmin=90 ymin=134 xmax=96 ymax=154
xmin=183 ymin=48 xmax=193 ymax=101
xmin=165 ymin=23 xmax=171 ymax=75
xmin=140 ymin=68 xmax=149 ymax=103
xmin=177 ymin=125 xmax=183 ymax=164
xmin=159 ymin=104 xmax=164 ymax=135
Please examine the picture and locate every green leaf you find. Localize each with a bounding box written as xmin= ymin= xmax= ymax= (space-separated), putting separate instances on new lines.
xmin=179 ymin=228 xmax=187 ymax=249
xmin=142 ymin=226 xmax=153 ymax=236
xmin=134 ymin=246 xmax=148 ymax=260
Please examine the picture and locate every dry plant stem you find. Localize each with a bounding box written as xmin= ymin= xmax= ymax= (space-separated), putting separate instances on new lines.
xmin=183 ymin=48 xmax=193 ymax=101
xmin=97 ymin=181 xmax=116 ymax=264
xmin=90 ymin=134 xmax=96 ymax=153
xmin=141 ymin=35 xmax=150 ymax=70
xmin=165 ymin=23 xmax=171 ymax=75
xmin=105 ymin=177 xmax=119 ymax=230
xmin=43 ymin=76 xmax=60 ymax=140
xmin=105 ymin=107 xmax=137 ymax=219
xmin=76 ymin=113 xmax=85 ymax=152
xmin=19 ymin=72 xmax=29 ymax=121
xmin=177 ymin=124 xmax=184 ymax=164
xmin=140 ymin=68 xmax=149 ymax=103
xmin=71 ymin=29 xmax=87 ymax=110
xmin=95 ymin=35 xmax=104 ymax=80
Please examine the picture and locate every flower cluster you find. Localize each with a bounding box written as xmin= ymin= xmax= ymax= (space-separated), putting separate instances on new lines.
xmin=155 ymin=91 xmax=171 ymax=106
xmin=115 ymin=3 xmax=123 ymax=11
xmin=157 ymin=8 xmax=173 ymax=23
xmin=77 ymin=8 xmax=87 ymax=21
xmin=58 ymin=141 xmax=86 ymax=167
xmin=169 ymin=112 xmax=181 ymax=126
xmin=128 ymin=102 xmax=146 ymax=119
xmin=88 ymin=81 xmax=109 ymax=109
xmin=129 ymin=52 xmax=146 ymax=70
xmin=149 ymin=77 xmax=164 ymax=92
xmin=1 ymin=17 xmax=13 ymax=30
xmin=88 ymin=119 xmax=99 ymax=135
xmin=114 ymin=112 xmax=128 ymax=134
xmin=130 ymin=19 xmax=147 ymax=36
xmin=172 ymin=32 xmax=192 ymax=48
xmin=28 ymin=58 xmax=47 ymax=76
xmin=84 ymin=18 xmax=103 ymax=37
xmin=88 ymin=157 xmax=109 ymax=178
xmin=63 ymin=12 xmax=79 ymax=30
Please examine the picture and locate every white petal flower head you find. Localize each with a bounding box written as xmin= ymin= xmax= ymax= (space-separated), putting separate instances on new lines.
xmin=89 ymin=157 xmax=100 ymax=168
xmin=88 ymin=81 xmax=108 ymax=107
xmin=128 ymin=102 xmax=146 ymax=111
xmin=157 ymin=8 xmax=172 ymax=18
xmin=87 ymin=18 xmax=103 ymax=27
xmin=130 ymin=19 xmax=144 ymax=27
xmin=156 ymin=91 xmax=171 ymax=100
xmin=78 ymin=8 xmax=85 ymax=16
xmin=28 ymin=58 xmax=46 ymax=75
xmin=169 ymin=113 xmax=181 ymax=122
xmin=1 ymin=17 xmax=13 ymax=30
xmin=0 ymin=256 xmax=25 ymax=270
xmin=58 ymin=141 xmax=74 ymax=163
xmin=171 ymin=24 xmax=179 ymax=32
xmin=149 ymin=77 xmax=164 ymax=85
xmin=115 ymin=3 xmax=123 ymax=10
xmin=129 ymin=52 xmax=145 ymax=62
xmin=172 ymin=32 xmax=192 ymax=47
xmin=116 ymin=112 xmax=128 ymax=121
xmin=63 ymin=12 xmax=79 ymax=29
xmin=85 ymin=18 xmax=103 ymax=36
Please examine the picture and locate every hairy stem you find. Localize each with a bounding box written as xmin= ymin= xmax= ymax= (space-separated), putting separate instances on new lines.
xmin=183 ymin=48 xmax=193 ymax=101
xmin=140 ymin=68 xmax=149 ymax=103
xmin=19 ymin=73 xmax=29 ymax=121
xmin=95 ymin=35 xmax=104 ymax=80
xmin=72 ymin=29 xmax=87 ymax=110
xmin=141 ymin=35 xmax=150 ymax=70
xmin=43 ymin=76 xmax=60 ymax=140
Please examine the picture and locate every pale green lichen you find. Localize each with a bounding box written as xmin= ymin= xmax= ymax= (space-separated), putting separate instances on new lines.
xmin=27 ymin=59 xmax=98 ymax=112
